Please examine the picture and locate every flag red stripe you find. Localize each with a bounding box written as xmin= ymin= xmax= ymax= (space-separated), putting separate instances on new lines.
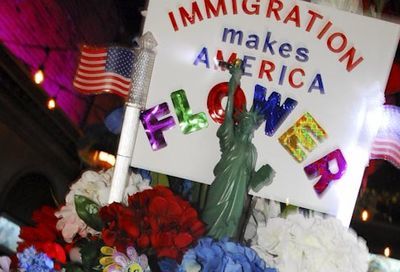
xmin=80 ymin=58 xmax=106 ymax=65
xmin=80 ymin=55 xmax=107 ymax=62
xmin=372 ymin=138 xmax=400 ymax=151
xmin=77 ymin=66 xmax=104 ymax=73
xmin=81 ymin=47 xmax=107 ymax=54
xmin=73 ymin=81 xmax=129 ymax=91
xmin=75 ymin=73 xmax=130 ymax=83
xmin=370 ymin=152 xmax=400 ymax=168
xmin=75 ymin=88 xmax=128 ymax=98
xmin=73 ymin=80 xmax=129 ymax=91
xmin=78 ymin=59 xmax=106 ymax=67
xmin=74 ymin=76 xmax=131 ymax=88
xmin=371 ymin=145 xmax=400 ymax=159
xmin=76 ymin=71 xmax=130 ymax=83
xmin=371 ymin=143 xmax=400 ymax=155
xmin=73 ymin=82 xmax=129 ymax=96
xmin=81 ymin=50 xmax=107 ymax=57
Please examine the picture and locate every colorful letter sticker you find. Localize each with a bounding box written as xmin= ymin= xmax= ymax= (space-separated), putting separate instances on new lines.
xmin=140 ymin=103 xmax=176 ymax=150
xmin=207 ymin=82 xmax=246 ymax=124
xmin=171 ymin=89 xmax=208 ymax=134
xmin=279 ymin=112 xmax=327 ymax=162
xmin=252 ymin=84 xmax=298 ymax=136
xmin=304 ymin=149 xmax=347 ymax=195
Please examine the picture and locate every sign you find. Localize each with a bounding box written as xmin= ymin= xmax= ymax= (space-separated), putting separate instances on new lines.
xmin=132 ymin=0 xmax=400 ymax=225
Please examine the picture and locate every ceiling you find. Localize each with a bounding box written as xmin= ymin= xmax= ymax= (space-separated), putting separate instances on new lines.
xmin=0 ymin=0 xmax=145 ymax=126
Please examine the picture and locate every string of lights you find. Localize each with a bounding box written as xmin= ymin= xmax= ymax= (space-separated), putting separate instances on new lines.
xmin=0 ymin=42 xmax=114 ymax=117
xmin=0 ymin=45 xmax=118 ymax=127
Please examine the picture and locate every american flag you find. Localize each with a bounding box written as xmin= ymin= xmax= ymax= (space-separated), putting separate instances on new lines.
xmin=73 ymin=46 xmax=134 ymax=97
xmin=370 ymin=105 xmax=400 ymax=168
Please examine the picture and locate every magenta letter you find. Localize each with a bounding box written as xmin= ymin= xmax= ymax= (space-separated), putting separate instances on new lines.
xmin=304 ymin=149 xmax=347 ymax=195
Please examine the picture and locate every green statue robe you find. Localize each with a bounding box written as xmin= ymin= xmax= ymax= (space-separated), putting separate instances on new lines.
xmin=202 ymin=60 xmax=275 ymax=239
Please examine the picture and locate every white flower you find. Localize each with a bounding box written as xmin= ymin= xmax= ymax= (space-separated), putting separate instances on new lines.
xmin=243 ymin=198 xmax=281 ymax=242
xmin=253 ymin=214 xmax=369 ymax=272
xmin=310 ymin=0 xmax=363 ymax=14
xmin=55 ymin=168 xmax=151 ymax=243
xmin=0 ymin=256 xmax=11 ymax=272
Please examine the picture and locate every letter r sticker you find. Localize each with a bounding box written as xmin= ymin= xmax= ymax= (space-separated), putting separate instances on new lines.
xmin=304 ymin=149 xmax=347 ymax=195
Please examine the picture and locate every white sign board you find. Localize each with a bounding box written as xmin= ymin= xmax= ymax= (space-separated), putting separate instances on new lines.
xmin=132 ymin=0 xmax=400 ymax=225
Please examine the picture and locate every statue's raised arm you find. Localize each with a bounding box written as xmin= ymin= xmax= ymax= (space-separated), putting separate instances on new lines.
xmin=217 ymin=59 xmax=243 ymax=152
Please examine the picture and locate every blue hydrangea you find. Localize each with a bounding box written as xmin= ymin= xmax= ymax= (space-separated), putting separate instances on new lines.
xmin=177 ymin=238 xmax=276 ymax=272
xmin=17 ymin=246 xmax=55 ymax=272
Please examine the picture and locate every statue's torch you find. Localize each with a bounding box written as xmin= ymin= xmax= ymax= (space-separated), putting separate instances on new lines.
xmin=108 ymin=32 xmax=157 ymax=203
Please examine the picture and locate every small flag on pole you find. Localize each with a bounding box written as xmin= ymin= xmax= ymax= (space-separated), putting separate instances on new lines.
xmin=73 ymin=46 xmax=134 ymax=97
xmin=370 ymin=105 xmax=400 ymax=168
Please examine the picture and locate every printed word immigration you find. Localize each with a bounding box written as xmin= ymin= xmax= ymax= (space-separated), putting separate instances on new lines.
xmin=167 ymin=0 xmax=364 ymax=72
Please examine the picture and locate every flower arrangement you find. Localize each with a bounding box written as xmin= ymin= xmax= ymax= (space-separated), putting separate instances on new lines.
xmin=177 ymin=238 xmax=276 ymax=272
xmin=0 ymin=168 xmax=372 ymax=272
xmin=18 ymin=206 xmax=68 ymax=269
xmin=100 ymin=186 xmax=205 ymax=260
xmin=55 ymin=168 xmax=151 ymax=243
xmin=251 ymin=214 xmax=370 ymax=272
xmin=17 ymin=247 xmax=55 ymax=272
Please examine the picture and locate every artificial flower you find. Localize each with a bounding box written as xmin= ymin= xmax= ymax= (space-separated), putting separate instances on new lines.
xmin=0 ymin=256 xmax=11 ymax=272
xmin=128 ymin=186 xmax=205 ymax=260
xmin=178 ymin=237 xmax=276 ymax=272
xmin=253 ymin=214 xmax=369 ymax=272
xmin=17 ymin=246 xmax=54 ymax=272
xmin=99 ymin=202 xmax=140 ymax=252
xmin=243 ymin=198 xmax=282 ymax=243
xmin=56 ymin=168 xmax=150 ymax=243
xmin=99 ymin=246 xmax=149 ymax=272
xmin=18 ymin=206 xmax=67 ymax=268
xmin=100 ymin=186 xmax=205 ymax=261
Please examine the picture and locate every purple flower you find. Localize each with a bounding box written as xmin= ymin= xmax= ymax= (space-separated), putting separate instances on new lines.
xmin=179 ymin=238 xmax=276 ymax=272
xmin=17 ymin=246 xmax=54 ymax=272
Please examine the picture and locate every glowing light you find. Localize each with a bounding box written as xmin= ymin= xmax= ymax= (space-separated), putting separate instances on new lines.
xmin=34 ymin=69 xmax=44 ymax=84
xmin=98 ymin=151 xmax=116 ymax=166
xmin=361 ymin=210 xmax=369 ymax=222
xmin=47 ymin=98 xmax=56 ymax=110
xmin=384 ymin=247 xmax=391 ymax=257
xmin=285 ymin=198 xmax=290 ymax=206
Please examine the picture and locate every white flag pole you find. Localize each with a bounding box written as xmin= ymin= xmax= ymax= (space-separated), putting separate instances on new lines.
xmin=108 ymin=32 xmax=157 ymax=203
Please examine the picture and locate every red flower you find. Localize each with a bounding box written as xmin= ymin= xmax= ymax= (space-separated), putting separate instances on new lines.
xmin=18 ymin=206 xmax=67 ymax=269
xmin=128 ymin=186 xmax=206 ymax=261
xmin=99 ymin=187 xmax=205 ymax=260
xmin=99 ymin=202 xmax=140 ymax=252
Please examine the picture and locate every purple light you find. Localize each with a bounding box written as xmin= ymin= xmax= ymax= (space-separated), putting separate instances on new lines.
xmin=0 ymin=1 xmax=121 ymax=125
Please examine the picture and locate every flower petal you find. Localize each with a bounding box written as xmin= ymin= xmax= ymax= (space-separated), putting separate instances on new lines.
xmin=113 ymin=252 xmax=129 ymax=266
xmin=126 ymin=247 xmax=138 ymax=262
xmin=148 ymin=196 xmax=168 ymax=216
xmin=174 ymin=233 xmax=193 ymax=249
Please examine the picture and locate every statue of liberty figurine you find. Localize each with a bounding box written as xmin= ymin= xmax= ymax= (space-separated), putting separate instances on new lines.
xmin=202 ymin=59 xmax=275 ymax=240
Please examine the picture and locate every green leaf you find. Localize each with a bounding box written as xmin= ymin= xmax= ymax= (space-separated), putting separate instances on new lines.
xmin=150 ymin=172 xmax=169 ymax=187
xmin=280 ymin=204 xmax=299 ymax=218
xmin=74 ymin=195 xmax=104 ymax=231
xmin=80 ymin=238 xmax=105 ymax=272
